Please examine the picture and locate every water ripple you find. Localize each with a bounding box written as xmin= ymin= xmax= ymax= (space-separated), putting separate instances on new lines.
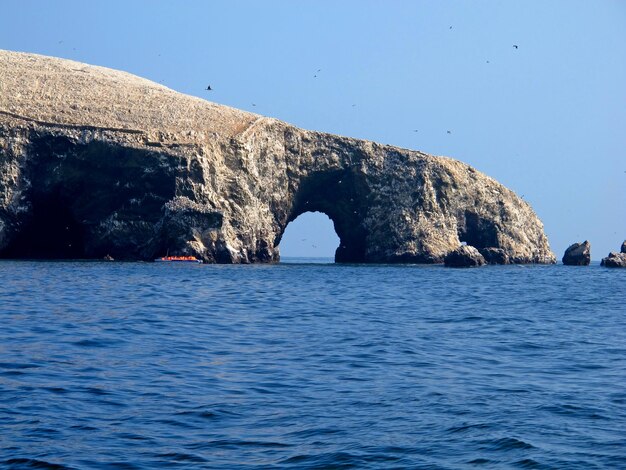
xmin=0 ymin=261 xmax=624 ymax=469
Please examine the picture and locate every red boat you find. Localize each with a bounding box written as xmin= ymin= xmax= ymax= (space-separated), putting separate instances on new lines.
xmin=154 ymin=256 xmax=202 ymax=263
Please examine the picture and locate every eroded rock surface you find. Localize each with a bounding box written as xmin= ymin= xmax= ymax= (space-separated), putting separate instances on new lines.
xmin=0 ymin=50 xmax=556 ymax=263
xmin=562 ymin=241 xmax=591 ymax=266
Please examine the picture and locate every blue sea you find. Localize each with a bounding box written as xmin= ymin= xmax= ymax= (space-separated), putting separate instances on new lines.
xmin=0 ymin=259 xmax=625 ymax=469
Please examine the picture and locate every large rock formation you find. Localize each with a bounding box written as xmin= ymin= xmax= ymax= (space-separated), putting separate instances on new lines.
xmin=0 ymin=50 xmax=556 ymax=264
xmin=562 ymin=241 xmax=591 ymax=266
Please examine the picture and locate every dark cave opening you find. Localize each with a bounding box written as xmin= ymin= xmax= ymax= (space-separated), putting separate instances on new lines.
xmin=0 ymin=136 xmax=181 ymax=260
xmin=2 ymin=190 xmax=87 ymax=259
xmin=458 ymin=211 xmax=499 ymax=249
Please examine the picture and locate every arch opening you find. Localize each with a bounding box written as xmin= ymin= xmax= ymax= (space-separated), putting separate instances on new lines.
xmin=278 ymin=211 xmax=340 ymax=261
xmin=279 ymin=169 xmax=371 ymax=263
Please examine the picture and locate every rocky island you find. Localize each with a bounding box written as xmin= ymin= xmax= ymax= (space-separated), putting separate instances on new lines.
xmin=562 ymin=241 xmax=591 ymax=266
xmin=0 ymin=50 xmax=555 ymax=264
xmin=600 ymin=241 xmax=626 ymax=268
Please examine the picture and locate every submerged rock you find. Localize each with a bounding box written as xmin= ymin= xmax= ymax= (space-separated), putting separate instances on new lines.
xmin=0 ymin=50 xmax=556 ymax=264
xmin=601 ymin=252 xmax=626 ymax=268
xmin=444 ymin=245 xmax=486 ymax=268
xmin=562 ymin=241 xmax=591 ymax=266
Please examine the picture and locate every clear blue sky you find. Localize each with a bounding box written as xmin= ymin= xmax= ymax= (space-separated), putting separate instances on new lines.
xmin=2 ymin=1 xmax=624 ymax=260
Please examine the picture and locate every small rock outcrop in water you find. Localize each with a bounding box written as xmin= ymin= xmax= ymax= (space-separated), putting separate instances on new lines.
xmin=562 ymin=241 xmax=591 ymax=266
xmin=479 ymin=247 xmax=509 ymax=265
xmin=601 ymin=242 xmax=626 ymax=268
xmin=601 ymin=253 xmax=626 ymax=268
xmin=444 ymin=245 xmax=486 ymax=267
xmin=0 ymin=50 xmax=556 ymax=264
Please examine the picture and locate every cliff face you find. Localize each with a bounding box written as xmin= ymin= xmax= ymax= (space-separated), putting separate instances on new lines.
xmin=0 ymin=50 xmax=555 ymax=263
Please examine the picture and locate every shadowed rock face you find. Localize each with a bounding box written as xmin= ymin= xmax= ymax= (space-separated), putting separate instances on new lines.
xmin=0 ymin=50 xmax=556 ymax=263
xmin=479 ymin=247 xmax=509 ymax=265
xmin=601 ymin=252 xmax=626 ymax=268
xmin=444 ymin=245 xmax=486 ymax=268
xmin=562 ymin=241 xmax=591 ymax=266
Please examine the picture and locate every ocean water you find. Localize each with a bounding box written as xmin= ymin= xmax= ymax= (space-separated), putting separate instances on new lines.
xmin=0 ymin=259 xmax=625 ymax=470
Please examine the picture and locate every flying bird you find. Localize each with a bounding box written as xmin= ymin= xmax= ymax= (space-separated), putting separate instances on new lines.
xmin=447 ymin=130 xmax=451 ymax=134
xmin=206 ymin=85 xmax=212 ymax=91
xmin=513 ymin=45 xmax=519 ymax=49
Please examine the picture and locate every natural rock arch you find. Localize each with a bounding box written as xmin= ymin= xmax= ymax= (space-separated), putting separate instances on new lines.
xmin=0 ymin=50 xmax=555 ymax=264
xmin=279 ymin=169 xmax=369 ymax=262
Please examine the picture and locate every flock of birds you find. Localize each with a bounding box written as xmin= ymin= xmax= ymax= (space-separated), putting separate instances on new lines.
xmin=201 ymin=39 xmax=520 ymax=138
xmin=56 ymin=26 xmax=519 ymax=137
xmin=56 ymin=28 xmax=519 ymax=140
